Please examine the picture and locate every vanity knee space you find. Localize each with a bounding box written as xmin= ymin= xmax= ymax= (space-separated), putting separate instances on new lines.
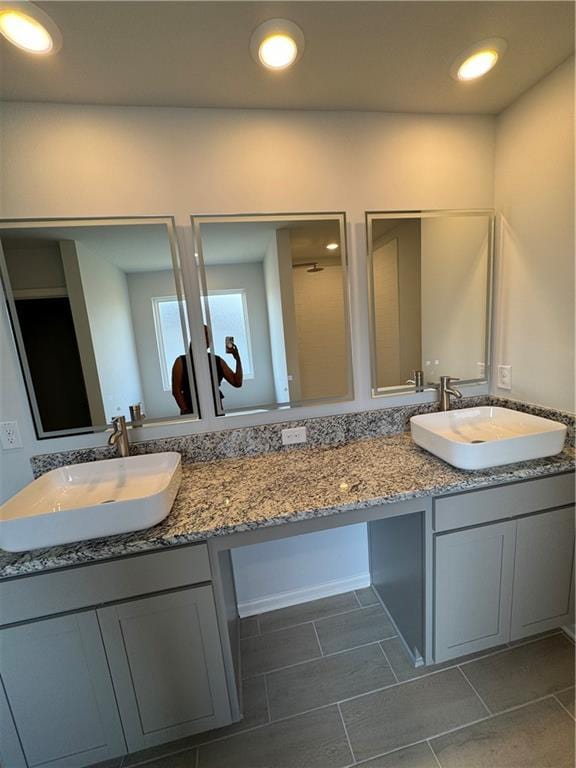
xmin=432 ymin=472 xmax=575 ymax=663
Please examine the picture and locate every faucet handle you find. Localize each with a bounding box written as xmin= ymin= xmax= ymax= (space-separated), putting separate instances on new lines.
xmin=440 ymin=375 xmax=460 ymax=384
xmin=406 ymin=370 xmax=425 ymax=388
xmin=129 ymin=403 xmax=145 ymax=423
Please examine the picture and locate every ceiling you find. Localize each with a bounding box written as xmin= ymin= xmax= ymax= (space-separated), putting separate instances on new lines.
xmin=1 ymin=225 xmax=174 ymax=272
xmin=2 ymin=219 xmax=342 ymax=270
xmin=0 ymin=1 xmax=573 ymax=114
xmin=200 ymin=219 xmax=341 ymax=265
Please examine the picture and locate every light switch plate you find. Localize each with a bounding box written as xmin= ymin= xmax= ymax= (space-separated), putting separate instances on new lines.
xmin=281 ymin=426 xmax=307 ymax=446
xmin=0 ymin=421 xmax=23 ymax=450
xmin=497 ymin=364 xmax=512 ymax=390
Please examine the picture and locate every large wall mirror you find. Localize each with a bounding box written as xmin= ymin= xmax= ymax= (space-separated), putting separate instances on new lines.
xmin=192 ymin=213 xmax=353 ymax=415
xmin=367 ymin=210 xmax=493 ymax=397
xmin=0 ymin=217 xmax=198 ymax=437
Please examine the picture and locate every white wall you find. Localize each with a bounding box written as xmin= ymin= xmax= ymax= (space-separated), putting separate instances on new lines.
xmin=0 ymin=102 xmax=495 ymax=603
xmin=60 ymin=241 xmax=106 ymax=426
xmin=127 ymin=270 xmax=183 ymax=420
xmin=2 ymin=241 xmax=66 ymax=293
xmin=373 ymin=238 xmax=401 ymax=386
xmin=292 ymin=264 xmax=349 ymax=400
xmin=263 ymin=233 xmax=290 ymax=403
xmin=421 ymin=216 xmax=489 ymax=382
xmin=276 ymin=228 xmax=302 ymax=402
xmin=231 ymin=525 xmax=370 ymax=616
xmin=373 ymin=220 xmax=422 ymax=389
xmin=494 ymin=57 xmax=575 ymax=412
xmin=76 ymin=243 xmax=144 ymax=422
xmin=204 ymin=262 xmax=276 ymax=410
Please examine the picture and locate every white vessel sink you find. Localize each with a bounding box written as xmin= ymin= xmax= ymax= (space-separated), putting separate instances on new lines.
xmin=411 ymin=407 xmax=567 ymax=470
xmin=0 ymin=452 xmax=182 ymax=552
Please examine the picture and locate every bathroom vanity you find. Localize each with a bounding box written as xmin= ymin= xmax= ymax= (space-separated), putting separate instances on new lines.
xmin=0 ymin=431 xmax=573 ymax=768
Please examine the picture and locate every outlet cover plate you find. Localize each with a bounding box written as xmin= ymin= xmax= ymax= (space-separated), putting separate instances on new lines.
xmin=0 ymin=421 xmax=23 ymax=450
xmin=497 ymin=364 xmax=512 ymax=390
xmin=281 ymin=426 xmax=307 ymax=446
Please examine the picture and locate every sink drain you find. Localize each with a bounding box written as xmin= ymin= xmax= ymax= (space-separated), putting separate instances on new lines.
xmin=100 ymin=499 xmax=116 ymax=504
xmin=469 ymin=440 xmax=486 ymax=444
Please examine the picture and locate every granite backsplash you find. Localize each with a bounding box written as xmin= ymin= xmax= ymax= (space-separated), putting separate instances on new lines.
xmin=30 ymin=395 xmax=574 ymax=477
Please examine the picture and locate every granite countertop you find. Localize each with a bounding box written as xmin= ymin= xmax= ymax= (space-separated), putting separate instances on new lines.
xmin=1 ymin=432 xmax=574 ymax=579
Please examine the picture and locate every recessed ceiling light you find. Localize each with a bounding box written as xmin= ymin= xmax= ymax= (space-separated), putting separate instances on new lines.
xmin=326 ymin=242 xmax=339 ymax=251
xmin=0 ymin=2 xmax=62 ymax=54
xmin=450 ymin=38 xmax=507 ymax=82
xmin=250 ymin=18 xmax=304 ymax=71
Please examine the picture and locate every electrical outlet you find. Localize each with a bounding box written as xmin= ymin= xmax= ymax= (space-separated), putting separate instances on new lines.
xmin=281 ymin=426 xmax=307 ymax=446
xmin=497 ymin=364 xmax=512 ymax=390
xmin=0 ymin=421 xmax=23 ymax=450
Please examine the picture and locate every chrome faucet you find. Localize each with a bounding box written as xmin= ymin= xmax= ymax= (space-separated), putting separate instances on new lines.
xmin=129 ymin=403 xmax=145 ymax=426
xmin=437 ymin=376 xmax=463 ymax=411
xmin=108 ymin=416 xmax=130 ymax=458
xmin=406 ymin=370 xmax=425 ymax=392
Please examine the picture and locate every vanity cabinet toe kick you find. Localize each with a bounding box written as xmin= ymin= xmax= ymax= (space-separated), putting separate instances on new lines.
xmin=1 ymin=470 xmax=574 ymax=768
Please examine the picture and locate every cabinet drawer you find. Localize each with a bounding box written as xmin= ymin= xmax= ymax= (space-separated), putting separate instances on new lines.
xmin=434 ymin=473 xmax=575 ymax=532
xmin=0 ymin=543 xmax=210 ymax=626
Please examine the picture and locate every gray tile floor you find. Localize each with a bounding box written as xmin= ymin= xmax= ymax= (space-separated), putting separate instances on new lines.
xmin=125 ymin=588 xmax=575 ymax=768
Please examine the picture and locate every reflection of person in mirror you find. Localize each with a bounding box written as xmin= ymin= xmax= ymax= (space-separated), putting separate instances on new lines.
xmin=171 ymin=326 xmax=243 ymax=414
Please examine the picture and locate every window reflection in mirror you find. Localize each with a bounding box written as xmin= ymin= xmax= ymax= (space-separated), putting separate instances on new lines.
xmin=0 ymin=218 xmax=197 ymax=437
xmin=367 ymin=211 xmax=493 ymax=396
xmin=192 ymin=214 xmax=352 ymax=415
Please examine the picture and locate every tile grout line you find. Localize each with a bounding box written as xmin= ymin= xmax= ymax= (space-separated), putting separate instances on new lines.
xmin=195 ymin=747 xmax=200 ymax=768
xmin=353 ymin=590 xmax=363 ymax=608
xmin=137 ymin=639 xmax=573 ymax=765
xmin=456 ymin=665 xmax=492 ymax=716
xmin=311 ymin=619 xmax=325 ymax=656
xmin=171 ymin=687 xmax=571 ymax=760
xmin=262 ymin=673 xmax=272 ymax=723
xmin=244 ymin=636 xmax=398 ymax=680
xmin=505 ymin=629 xmax=563 ymax=650
xmin=343 ymin=694 xmax=565 ymax=768
xmin=254 ymin=601 xmax=384 ymax=637
xmin=377 ymin=639 xmax=542 ymax=686
xmin=245 ymin=630 xmax=574 ymax=711
xmin=554 ymin=694 xmax=576 ymax=722
xmin=427 ymin=739 xmax=444 ymax=768
xmin=423 ymin=635 xmax=563 ymax=678
xmin=128 ymin=744 xmax=196 ymax=768
xmin=377 ymin=640 xmax=400 ymax=684
xmin=336 ymin=702 xmax=357 ymax=766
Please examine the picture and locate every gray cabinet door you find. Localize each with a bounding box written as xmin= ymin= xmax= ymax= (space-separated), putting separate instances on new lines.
xmin=0 ymin=611 xmax=126 ymax=768
xmin=434 ymin=521 xmax=516 ymax=662
xmin=510 ymin=506 xmax=575 ymax=641
xmin=0 ymin=679 xmax=27 ymax=768
xmin=98 ymin=586 xmax=231 ymax=752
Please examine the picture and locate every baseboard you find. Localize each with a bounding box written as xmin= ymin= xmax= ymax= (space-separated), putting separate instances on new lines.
xmin=562 ymin=624 xmax=575 ymax=641
xmin=237 ymin=573 xmax=371 ymax=617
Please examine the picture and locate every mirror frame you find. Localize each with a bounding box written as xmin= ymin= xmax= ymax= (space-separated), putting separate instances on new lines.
xmin=0 ymin=215 xmax=199 ymax=438
xmin=191 ymin=211 xmax=354 ymax=416
xmin=365 ymin=209 xmax=495 ymax=398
